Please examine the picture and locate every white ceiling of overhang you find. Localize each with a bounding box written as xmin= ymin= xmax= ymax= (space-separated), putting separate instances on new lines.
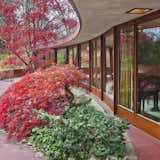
xmin=59 ymin=0 xmax=160 ymax=47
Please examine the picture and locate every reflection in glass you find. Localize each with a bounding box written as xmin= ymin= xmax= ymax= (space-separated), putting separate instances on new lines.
xmin=137 ymin=18 xmax=160 ymax=122
xmin=92 ymin=38 xmax=101 ymax=89
xmin=81 ymin=43 xmax=90 ymax=86
xmin=57 ymin=49 xmax=67 ymax=64
xmin=81 ymin=43 xmax=89 ymax=68
xmin=69 ymin=46 xmax=78 ymax=66
xmin=119 ymin=26 xmax=134 ymax=110
xmin=104 ymin=33 xmax=114 ymax=100
xmin=49 ymin=49 xmax=56 ymax=63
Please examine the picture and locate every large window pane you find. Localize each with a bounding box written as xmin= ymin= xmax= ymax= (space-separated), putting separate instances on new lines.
xmin=81 ymin=43 xmax=89 ymax=69
xmin=137 ymin=18 xmax=160 ymax=122
xmin=104 ymin=32 xmax=114 ymax=100
xmin=92 ymin=38 xmax=101 ymax=89
xmin=57 ymin=49 xmax=67 ymax=64
xmin=119 ymin=26 xmax=134 ymax=110
xmin=69 ymin=46 xmax=78 ymax=66
xmin=50 ymin=49 xmax=56 ymax=63
xmin=80 ymin=43 xmax=90 ymax=86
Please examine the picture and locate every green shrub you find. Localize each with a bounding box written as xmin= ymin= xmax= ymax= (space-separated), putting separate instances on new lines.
xmin=29 ymin=103 xmax=129 ymax=160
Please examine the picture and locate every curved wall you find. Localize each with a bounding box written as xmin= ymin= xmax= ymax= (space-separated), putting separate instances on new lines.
xmin=55 ymin=10 xmax=160 ymax=139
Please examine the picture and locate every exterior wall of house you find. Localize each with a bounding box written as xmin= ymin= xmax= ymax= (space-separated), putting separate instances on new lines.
xmin=55 ymin=10 xmax=160 ymax=139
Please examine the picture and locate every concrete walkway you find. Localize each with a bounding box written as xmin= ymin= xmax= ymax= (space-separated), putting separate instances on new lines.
xmin=0 ymin=130 xmax=44 ymax=160
xmin=0 ymin=78 xmax=20 ymax=95
xmin=128 ymin=125 xmax=160 ymax=160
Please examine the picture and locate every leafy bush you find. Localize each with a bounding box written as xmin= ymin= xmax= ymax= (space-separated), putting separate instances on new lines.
xmin=29 ymin=103 xmax=129 ymax=160
xmin=0 ymin=64 xmax=85 ymax=140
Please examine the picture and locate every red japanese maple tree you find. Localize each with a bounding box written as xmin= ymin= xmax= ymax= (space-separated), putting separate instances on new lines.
xmin=0 ymin=64 xmax=85 ymax=140
xmin=0 ymin=0 xmax=79 ymax=70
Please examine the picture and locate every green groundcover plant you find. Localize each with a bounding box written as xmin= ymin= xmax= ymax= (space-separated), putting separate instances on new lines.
xmin=29 ymin=102 xmax=129 ymax=160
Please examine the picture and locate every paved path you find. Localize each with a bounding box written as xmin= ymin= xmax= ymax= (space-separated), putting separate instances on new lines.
xmin=0 ymin=130 xmax=44 ymax=160
xmin=0 ymin=78 xmax=20 ymax=95
xmin=128 ymin=125 xmax=160 ymax=160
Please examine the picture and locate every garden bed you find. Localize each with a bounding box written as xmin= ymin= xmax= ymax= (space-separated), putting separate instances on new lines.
xmin=0 ymin=65 xmax=137 ymax=160
xmin=0 ymin=80 xmax=137 ymax=160
xmin=27 ymin=88 xmax=136 ymax=160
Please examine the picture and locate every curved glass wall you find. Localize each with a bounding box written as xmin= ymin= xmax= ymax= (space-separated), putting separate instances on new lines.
xmin=137 ymin=18 xmax=160 ymax=122
xmin=54 ymin=11 xmax=160 ymax=139
xmin=92 ymin=38 xmax=101 ymax=89
xmin=118 ymin=26 xmax=134 ymax=110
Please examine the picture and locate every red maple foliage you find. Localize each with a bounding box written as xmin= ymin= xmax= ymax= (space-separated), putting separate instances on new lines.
xmin=0 ymin=0 xmax=79 ymax=70
xmin=0 ymin=64 xmax=85 ymax=140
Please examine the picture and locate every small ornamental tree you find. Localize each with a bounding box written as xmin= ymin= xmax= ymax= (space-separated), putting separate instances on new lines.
xmin=0 ymin=0 xmax=79 ymax=70
xmin=0 ymin=64 xmax=85 ymax=140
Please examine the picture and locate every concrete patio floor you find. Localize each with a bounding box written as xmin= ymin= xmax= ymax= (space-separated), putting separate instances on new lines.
xmin=0 ymin=78 xmax=160 ymax=160
xmin=0 ymin=130 xmax=44 ymax=160
xmin=128 ymin=125 xmax=160 ymax=160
